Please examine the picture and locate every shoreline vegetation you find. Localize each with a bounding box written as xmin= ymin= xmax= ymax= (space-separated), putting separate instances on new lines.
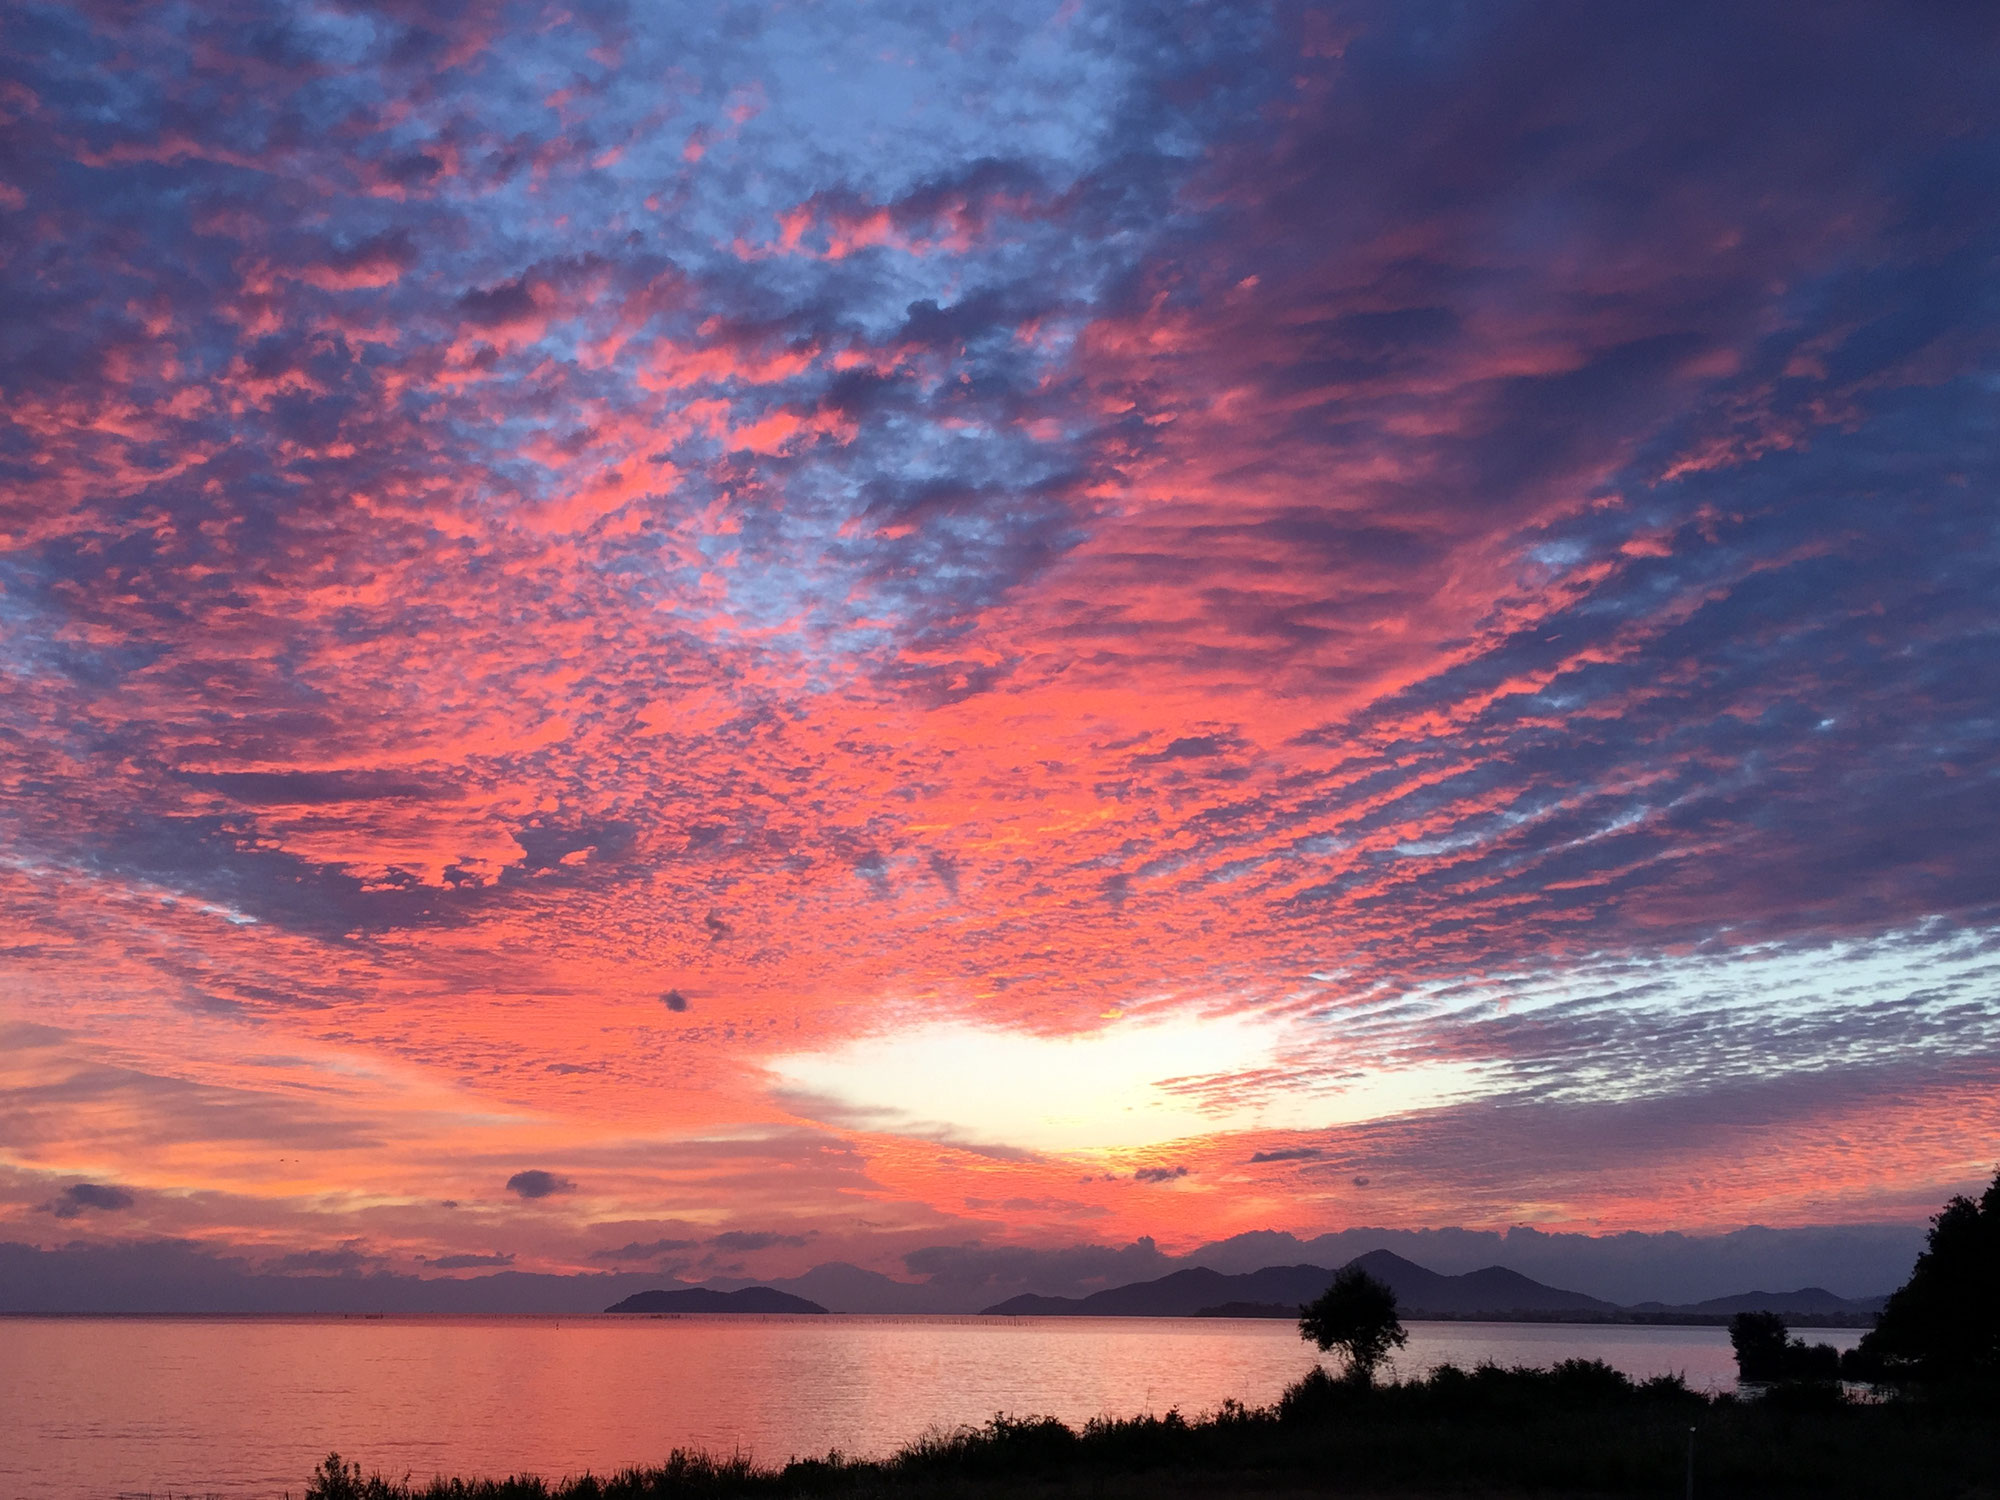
xmin=1189 ymin=1301 xmax=1879 ymax=1327
xmin=303 ymin=1362 xmax=1998 ymax=1500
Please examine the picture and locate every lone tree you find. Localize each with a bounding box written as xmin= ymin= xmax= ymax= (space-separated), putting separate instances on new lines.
xmin=1299 ymin=1265 xmax=1407 ymax=1385
xmin=1857 ymin=1165 xmax=2000 ymax=1384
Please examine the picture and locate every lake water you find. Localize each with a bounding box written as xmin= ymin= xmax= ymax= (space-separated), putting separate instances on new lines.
xmin=0 ymin=1316 xmax=1863 ymax=1499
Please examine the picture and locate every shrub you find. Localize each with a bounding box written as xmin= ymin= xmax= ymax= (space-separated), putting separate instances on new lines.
xmin=1278 ymin=1363 xmax=1362 ymax=1423
xmin=306 ymin=1454 xmax=395 ymax=1500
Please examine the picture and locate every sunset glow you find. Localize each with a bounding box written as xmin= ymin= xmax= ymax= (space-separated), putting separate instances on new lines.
xmin=3 ymin=0 xmax=1998 ymax=1293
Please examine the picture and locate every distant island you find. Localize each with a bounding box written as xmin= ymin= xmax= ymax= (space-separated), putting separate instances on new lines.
xmin=979 ymin=1249 xmax=1884 ymax=1325
xmin=604 ymin=1286 xmax=827 ymax=1314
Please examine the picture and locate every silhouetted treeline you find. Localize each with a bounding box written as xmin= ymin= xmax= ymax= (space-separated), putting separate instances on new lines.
xmin=1726 ymin=1167 xmax=2000 ymax=1389
xmin=1851 ymin=1167 xmax=2000 ymax=1384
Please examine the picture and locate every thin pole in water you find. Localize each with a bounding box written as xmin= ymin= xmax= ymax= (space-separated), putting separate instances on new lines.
xmin=1686 ymin=1425 xmax=1696 ymax=1500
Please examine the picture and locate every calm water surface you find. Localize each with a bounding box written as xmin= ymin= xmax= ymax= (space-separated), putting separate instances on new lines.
xmin=0 ymin=1316 xmax=1862 ymax=1499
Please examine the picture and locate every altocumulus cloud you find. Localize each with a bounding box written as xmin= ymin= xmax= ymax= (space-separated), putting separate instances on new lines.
xmin=0 ymin=0 xmax=1995 ymax=1257
xmin=505 ymin=1170 xmax=576 ymax=1200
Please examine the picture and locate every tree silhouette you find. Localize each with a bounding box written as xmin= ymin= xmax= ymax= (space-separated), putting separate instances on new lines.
xmin=1729 ymin=1310 xmax=1791 ymax=1380
xmin=1729 ymin=1310 xmax=1838 ymax=1382
xmin=1857 ymin=1166 xmax=2000 ymax=1383
xmin=1299 ymin=1265 xmax=1407 ymax=1386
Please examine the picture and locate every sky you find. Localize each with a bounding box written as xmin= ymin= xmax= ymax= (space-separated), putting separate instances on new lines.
xmin=2 ymin=0 xmax=1998 ymax=1301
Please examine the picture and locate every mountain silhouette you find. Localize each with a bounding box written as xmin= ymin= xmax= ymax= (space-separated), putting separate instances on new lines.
xmin=1629 ymin=1286 xmax=1885 ymax=1317
xmin=980 ymin=1249 xmax=1615 ymax=1318
xmin=605 ymin=1285 xmax=827 ymax=1314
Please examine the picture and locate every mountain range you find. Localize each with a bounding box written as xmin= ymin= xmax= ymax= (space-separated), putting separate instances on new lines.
xmin=982 ymin=1250 xmax=1615 ymax=1318
xmin=1628 ymin=1286 xmax=1886 ymax=1318
xmin=595 ymin=1250 xmax=1885 ymax=1324
xmin=976 ymin=1250 xmax=1882 ymax=1323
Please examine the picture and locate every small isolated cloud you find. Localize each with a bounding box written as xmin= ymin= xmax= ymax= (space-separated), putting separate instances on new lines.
xmin=708 ymin=1229 xmax=809 ymax=1251
xmin=1352 ymin=1175 xmax=1372 ymax=1187
xmin=590 ymin=1237 xmax=698 ymax=1261
xmin=44 ymin=1183 xmax=135 ymax=1219
xmin=505 ymin=1169 xmax=576 ymax=1199
xmin=1250 ymin=1147 xmax=1324 ymax=1163
xmin=661 ymin=989 xmax=690 ymax=1012
xmin=420 ymin=1252 xmax=515 ymax=1269
xmin=1133 ymin=1164 xmax=1189 ymax=1183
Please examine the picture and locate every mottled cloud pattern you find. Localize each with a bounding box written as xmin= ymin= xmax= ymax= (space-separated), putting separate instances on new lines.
xmin=1 ymin=0 xmax=1996 ymax=1279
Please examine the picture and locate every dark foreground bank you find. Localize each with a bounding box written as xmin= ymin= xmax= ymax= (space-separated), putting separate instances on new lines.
xmin=303 ymin=1361 xmax=1998 ymax=1500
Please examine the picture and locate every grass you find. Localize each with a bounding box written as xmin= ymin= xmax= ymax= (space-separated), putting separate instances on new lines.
xmin=301 ymin=1361 xmax=2000 ymax=1500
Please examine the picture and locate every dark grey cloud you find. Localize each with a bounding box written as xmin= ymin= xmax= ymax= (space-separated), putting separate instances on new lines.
xmin=420 ymin=1252 xmax=515 ymax=1270
xmin=42 ymin=1182 xmax=135 ymax=1219
xmin=0 ymin=1239 xmax=676 ymax=1314
xmin=707 ymin=1229 xmax=809 ymax=1252
xmin=172 ymin=770 xmax=452 ymax=805
xmin=63 ymin=815 xmax=468 ymax=941
xmin=265 ymin=1245 xmax=376 ymax=1275
xmin=504 ymin=1170 xmax=575 ymax=1200
xmin=926 ymin=851 xmax=959 ymax=895
xmin=589 ymin=1237 xmax=698 ymax=1262
xmin=902 ymin=1236 xmax=1174 ymax=1300
xmin=1136 ymin=736 xmax=1230 ymax=764
xmin=508 ymin=821 xmax=638 ymax=879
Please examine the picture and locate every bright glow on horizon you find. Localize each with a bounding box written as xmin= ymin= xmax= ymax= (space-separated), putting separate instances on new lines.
xmin=766 ymin=1012 xmax=1494 ymax=1154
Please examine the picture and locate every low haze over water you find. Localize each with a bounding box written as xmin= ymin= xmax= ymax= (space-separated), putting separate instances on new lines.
xmin=0 ymin=1316 xmax=1863 ymax=1499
